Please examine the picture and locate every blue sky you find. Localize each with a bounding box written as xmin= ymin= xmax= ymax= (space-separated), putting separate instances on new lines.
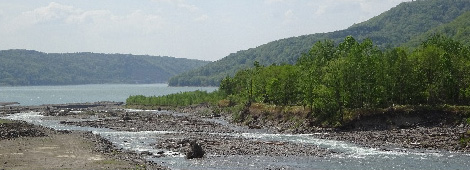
xmin=0 ymin=0 xmax=411 ymax=61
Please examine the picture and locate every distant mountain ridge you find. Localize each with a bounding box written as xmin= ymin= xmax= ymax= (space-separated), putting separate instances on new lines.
xmin=169 ymin=0 xmax=470 ymax=86
xmin=0 ymin=49 xmax=209 ymax=86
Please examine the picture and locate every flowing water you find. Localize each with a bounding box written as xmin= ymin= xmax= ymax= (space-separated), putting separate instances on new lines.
xmin=1 ymin=84 xmax=470 ymax=169
xmin=4 ymin=112 xmax=470 ymax=170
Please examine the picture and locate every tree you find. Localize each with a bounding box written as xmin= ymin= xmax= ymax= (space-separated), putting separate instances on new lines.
xmin=297 ymin=40 xmax=336 ymax=108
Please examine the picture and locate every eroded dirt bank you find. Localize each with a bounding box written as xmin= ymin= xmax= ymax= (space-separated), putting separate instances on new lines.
xmin=230 ymin=104 xmax=470 ymax=152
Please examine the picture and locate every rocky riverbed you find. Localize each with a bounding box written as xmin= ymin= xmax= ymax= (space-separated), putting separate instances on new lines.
xmin=61 ymin=104 xmax=470 ymax=157
xmin=64 ymin=112 xmax=235 ymax=133
xmin=63 ymin=110 xmax=332 ymax=158
xmin=0 ymin=120 xmax=47 ymax=140
xmin=2 ymin=102 xmax=470 ymax=169
xmin=314 ymin=126 xmax=470 ymax=152
xmin=244 ymin=116 xmax=470 ymax=152
xmin=228 ymin=104 xmax=470 ymax=153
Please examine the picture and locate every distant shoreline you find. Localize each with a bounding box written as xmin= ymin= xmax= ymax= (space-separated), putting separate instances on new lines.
xmin=0 ymin=82 xmax=170 ymax=87
xmin=0 ymin=84 xmax=217 ymax=106
xmin=0 ymin=102 xmax=19 ymax=106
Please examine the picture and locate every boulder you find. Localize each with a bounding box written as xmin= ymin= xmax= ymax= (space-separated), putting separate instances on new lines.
xmin=186 ymin=140 xmax=205 ymax=159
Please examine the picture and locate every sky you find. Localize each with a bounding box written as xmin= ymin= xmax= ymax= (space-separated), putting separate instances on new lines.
xmin=0 ymin=0 xmax=411 ymax=61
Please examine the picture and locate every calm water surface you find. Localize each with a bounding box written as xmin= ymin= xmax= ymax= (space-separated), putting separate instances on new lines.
xmin=0 ymin=84 xmax=217 ymax=106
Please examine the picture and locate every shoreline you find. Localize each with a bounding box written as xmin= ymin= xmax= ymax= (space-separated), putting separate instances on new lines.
xmin=1 ymin=102 xmax=470 ymax=169
xmin=173 ymin=103 xmax=470 ymax=153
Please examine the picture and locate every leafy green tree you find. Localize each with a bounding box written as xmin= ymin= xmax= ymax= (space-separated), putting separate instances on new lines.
xmin=297 ymin=40 xmax=336 ymax=108
xmin=383 ymin=47 xmax=418 ymax=105
xmin=412 ymin=34 xmax=470 ymax=105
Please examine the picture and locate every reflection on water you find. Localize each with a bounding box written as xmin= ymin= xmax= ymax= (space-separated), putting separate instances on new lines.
xmin=0 ymin=84 xmax=217 ymax=106
xmin=3 ymin=112 xmax=470 ymax=170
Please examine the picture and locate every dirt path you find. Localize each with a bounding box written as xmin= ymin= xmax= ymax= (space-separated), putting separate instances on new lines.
xmin=0 ymin=120 xmax=159 ymax=170
xmin=1 ymin=134 xmax=132 ymax=169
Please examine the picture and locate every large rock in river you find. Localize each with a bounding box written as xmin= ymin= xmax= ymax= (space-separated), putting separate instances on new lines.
xmin=186 ymin=140 xmax=205 ymax=159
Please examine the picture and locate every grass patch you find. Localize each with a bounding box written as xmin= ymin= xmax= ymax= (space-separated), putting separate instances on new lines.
xmin=228 ymin=103 xmax=312 ymax=127
xmin=0 ymin=119 xmax=14 ymax=124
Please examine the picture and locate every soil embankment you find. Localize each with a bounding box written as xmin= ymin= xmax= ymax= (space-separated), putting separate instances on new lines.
xmin=318 ymin=107 xmax=470 ymax=152
xmin=233 ymin=104 xmax=470 ymax=152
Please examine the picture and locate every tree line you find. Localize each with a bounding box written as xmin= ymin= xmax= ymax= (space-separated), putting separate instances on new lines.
xmin=219 ymin=35 xmax=470 ymax=123
xmin=0 ymin=50 xmax=209 ymax=86
xmin=126 ymin=90 xmax=225 ymax=107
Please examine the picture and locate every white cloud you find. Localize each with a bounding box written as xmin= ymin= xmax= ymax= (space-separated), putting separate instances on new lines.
xmin=21 ymin=2 xmax=80 ymax=24
xmin=12 ymin=2 xmax=111 ymax=28
xmin=150 ymin=0 xmax=204 ymax=23
xmin=66 ymin=10 xmax=113 ymax=24
xmin=284 ymin=9 xmax=293 ymax=17
xmin=315 ymin=5 xmax=327 ymax=15
xmin=151 ymin=0 xmax=200 ymax=12
xmin=177 ymin=1 xmax=199 ymax=12
xmin=0 ymin=0 xmax=412 ymax=61
xmin=194 ymin=14 xmax=209 ymax=22
xmin=124 ymin=10 xmax=166 ymax=34
xmin=282 ymin=9 xmax=295 ymax=24
xmin=264 ymin=0 xmax=286 ymax=4
xmin=11 ymin=2 xmax=166 ymax=33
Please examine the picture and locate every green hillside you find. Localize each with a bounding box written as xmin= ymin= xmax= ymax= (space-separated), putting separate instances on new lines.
xmin=0 ymin=50 xmax=209 ymax=86
xmin=406 ymin=11 xmax=470 ymax=47
xmin=169 ymin=0 xmax=470 ymax=86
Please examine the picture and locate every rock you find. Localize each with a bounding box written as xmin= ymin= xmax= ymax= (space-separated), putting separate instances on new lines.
xmin=141 ymin=151 xmax=153 ymax=156
xmin=186 ymin=140 xmax=205 ymax=159
xmin=0 ymin=121 xmax=47 ymax=140
xmin=248 ymin=125 xmax=261 ymax=129
xmin=122 ymin=113 xmax=131 ymax=121
xmin=177 ymin=139 xmax=190 ymax=145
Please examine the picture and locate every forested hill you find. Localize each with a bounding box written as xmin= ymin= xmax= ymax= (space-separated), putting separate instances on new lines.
xmin=406 ymin=11 xmax=470 ymax=47
xmin=169 ymin=0 xmax=470 ymax=86
xmin=0 ymin=49 xmax=209 ymax=86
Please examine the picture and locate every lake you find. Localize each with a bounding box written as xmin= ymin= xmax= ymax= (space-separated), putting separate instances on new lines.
xmin=0 ymin=84 xmax=217 ymax=106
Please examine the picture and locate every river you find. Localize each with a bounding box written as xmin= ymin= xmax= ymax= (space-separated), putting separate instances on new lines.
xmin=3 ymin=111 xmax=470 ymax=170
xmin=1 ymin=84 xmax=470 ymax=169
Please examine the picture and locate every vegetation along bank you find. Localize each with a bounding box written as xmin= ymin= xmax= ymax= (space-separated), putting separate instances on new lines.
xmin=127 ymin=35 xmax=470 ymax=151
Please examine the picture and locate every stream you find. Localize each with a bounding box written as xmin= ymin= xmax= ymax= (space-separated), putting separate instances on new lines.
xmin=3 ymin=111 xmax=470 ymax=170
